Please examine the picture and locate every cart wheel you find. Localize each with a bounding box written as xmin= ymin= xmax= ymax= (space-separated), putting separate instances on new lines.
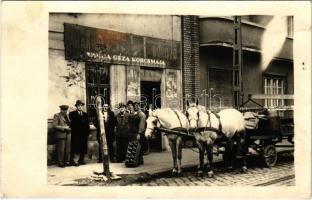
xmin=263 ymin=144 xmax=277 ymax=167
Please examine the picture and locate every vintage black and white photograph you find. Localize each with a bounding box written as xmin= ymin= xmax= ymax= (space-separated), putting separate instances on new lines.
xmin=47 ymin=13 xmax=295 ymax=186
xmin=1 ymin=1 xmax=311 ymax=198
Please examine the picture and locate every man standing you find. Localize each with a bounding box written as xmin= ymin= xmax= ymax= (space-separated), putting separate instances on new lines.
xmin=115 ymin=103 xmax=130 ymax=162
xmin=52 ymin=105 xmax=71 ymax=168
xmin=134 ymin=102 xmax=147 ymax=165
xmin=127 ymin=100 xmax=135 ymax=114
xmin=69 ymin=100 xmax=90 ymax=166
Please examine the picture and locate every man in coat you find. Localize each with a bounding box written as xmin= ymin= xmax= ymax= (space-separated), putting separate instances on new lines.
xmin=93 ymin=103 xmax=116 ymax=163
xmin=52 ymin=105 xmax=71 ymax=168
xmin=69 ymin=100 xmax=90 ymax=166
xmin=115 ymin=103 xmax=130 ymax=162
xmin=134 ymin=102 xmax=147 ymax=165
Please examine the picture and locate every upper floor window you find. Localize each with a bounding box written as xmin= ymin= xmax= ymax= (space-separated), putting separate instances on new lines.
xmin=287 ymin=16 xmax=294 ymax=38
xmin=264 ymin=76 xmax=285 ymax=108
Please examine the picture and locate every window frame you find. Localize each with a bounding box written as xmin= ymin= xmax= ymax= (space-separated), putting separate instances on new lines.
xmin=263 ymin=74 xmax=286 ymax=108
xmin=85 ymin=62 xmax=110 ymax=120
xmin=287 ymin=16 xmax=294 ymax=38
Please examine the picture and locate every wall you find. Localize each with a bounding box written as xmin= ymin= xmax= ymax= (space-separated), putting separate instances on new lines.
xmin=50 ymin=13 xmax=181 ymax=42
xmin=49 ymin=13 xmax=181 ymax=118
xmin=199 ymin=17 xmax=293 ymax=60
xmin=199 ymin=46 xmax=294 ymax=108
xmin=48 ymin=50 xmax=86 ymax=118
xmin=182 ymin=15 xmax=200 ymax=108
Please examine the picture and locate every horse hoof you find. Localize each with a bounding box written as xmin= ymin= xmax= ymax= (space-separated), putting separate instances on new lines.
xmin=171 ymin=169 xmax=178 ymax=177
xmin=241 ymin=166 xmax=248 ymax=173
xmin=227 ymin=166 xmax=234 ymax=172
xmin=177 ymin=172 xmax=183 ymax=177
xmin=197 ymin=170 xmax=203 ymax=177
xmin=207 ymin=171 xmax=214 ymax=178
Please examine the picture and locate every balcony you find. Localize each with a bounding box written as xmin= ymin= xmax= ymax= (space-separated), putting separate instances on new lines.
xmin=199 ymin=17 xmax=293 ymax=60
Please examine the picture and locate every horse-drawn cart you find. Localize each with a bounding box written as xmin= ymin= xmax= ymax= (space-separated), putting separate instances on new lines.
xmin=146 ymin=96 xmax=294 ymax=175
xmin=236 ymin=94 xmax=294 ymax=167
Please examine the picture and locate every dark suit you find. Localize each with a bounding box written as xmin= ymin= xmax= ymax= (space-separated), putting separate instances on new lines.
xmin=69 ymin=110 xmax=90 ymax=163
xmin=115 ymin=112 xmax=130 ymax=162
xmin=128 ymin=111 xmax=146 ymax=164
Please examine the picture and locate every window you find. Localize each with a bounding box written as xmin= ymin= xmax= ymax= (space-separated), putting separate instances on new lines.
xmin=287 ymin=16 xmax=294 ymax=37
xmin=86 ymin=62 xmax=110 ymax=120
xmin=264 ymin=76 xmax=285 ymax=108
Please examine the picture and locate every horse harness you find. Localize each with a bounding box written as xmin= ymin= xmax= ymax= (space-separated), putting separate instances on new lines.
xmin=150 ymin=109 xmax=189 ymax=136
xmin=196 ymin=111 xmax=223 ymax=136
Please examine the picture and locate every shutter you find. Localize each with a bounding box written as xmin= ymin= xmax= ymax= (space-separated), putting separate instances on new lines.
xmin=209 ymin=68 xmax=233 ymax=108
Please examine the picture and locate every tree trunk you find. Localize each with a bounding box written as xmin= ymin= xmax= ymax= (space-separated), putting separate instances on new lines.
xmin=96 ymin=97 xmax=110 ymax=178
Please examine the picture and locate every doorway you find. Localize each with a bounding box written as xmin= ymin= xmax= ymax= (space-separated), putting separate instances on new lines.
xmin=141 ymin=81 xmax=162 ymax=151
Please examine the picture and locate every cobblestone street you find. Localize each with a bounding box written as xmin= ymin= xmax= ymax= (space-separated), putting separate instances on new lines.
xmin=130 ymin=155 xmax=294 ymax=186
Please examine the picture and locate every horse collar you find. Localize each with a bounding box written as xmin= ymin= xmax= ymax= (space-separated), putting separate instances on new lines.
xmin=173 ymin=109 xmax=183 ymax=128
xmin=211 ymin=112 xmax=222 ymax=132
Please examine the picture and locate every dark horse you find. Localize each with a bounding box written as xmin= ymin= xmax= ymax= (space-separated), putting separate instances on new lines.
xmin=186 ymin=100 xmax=247 ymax=177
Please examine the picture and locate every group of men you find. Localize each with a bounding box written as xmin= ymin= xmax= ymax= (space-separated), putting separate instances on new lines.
xmin=52 ymin=100 xmax=90 ymax=167
xmin=93 ymin=101 xmax=147 ymax=164
xmin=52 ymin=99 xmax=147 ymax=168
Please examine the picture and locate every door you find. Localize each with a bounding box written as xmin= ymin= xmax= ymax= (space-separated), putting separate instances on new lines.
xmin=140 ymin=81 xmax=162 ymax=151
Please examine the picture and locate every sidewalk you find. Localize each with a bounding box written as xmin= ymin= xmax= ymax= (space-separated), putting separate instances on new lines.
xmin=48 ymin=148 xmax=221 ymax=185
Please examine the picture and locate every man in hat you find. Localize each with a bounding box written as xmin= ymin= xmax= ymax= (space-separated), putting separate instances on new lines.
xmin=127 ymin=100 xmax=135 ymax=114
xmin=115 ymin=103 xmax=130 ymax=162
xmin=69 ymin=100 xmax=90 ymax=166
xmin=52 ymin=105 xmax=71 ymax=168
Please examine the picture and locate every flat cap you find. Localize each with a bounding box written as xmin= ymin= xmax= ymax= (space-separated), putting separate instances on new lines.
xmin=59 ymin=105 xmax=69 ymax=110
xmin=118 ymin=103 xmax=126 ymax=108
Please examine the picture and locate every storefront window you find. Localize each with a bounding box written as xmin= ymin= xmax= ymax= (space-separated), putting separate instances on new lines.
xmin=86 ymin=62 xmax=110 ymax=121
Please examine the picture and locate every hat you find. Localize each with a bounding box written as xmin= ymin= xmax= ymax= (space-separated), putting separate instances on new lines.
xmin=75 ymin=100 xmax=85 ymax=106
xmin=103 ymin=104 xmax=109 ymax=107
xmin=118 ymin=103 xmax=126 ymax=108
xmin=127 ymin=100 xmax=134 ymax=106
xmin=59 ymin=105 xmax=69 ymax=110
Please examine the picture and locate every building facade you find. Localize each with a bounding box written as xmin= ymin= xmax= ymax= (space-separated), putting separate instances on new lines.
xmin=49 ymin=13 xmax=184 ymax=153
xmin=197 ymin=16 xmax=294 ymax=109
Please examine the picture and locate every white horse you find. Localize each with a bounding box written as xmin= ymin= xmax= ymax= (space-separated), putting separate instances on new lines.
xmin=186 ymin=100 xmax=247 ymax=177
xmin=145 ymin=108 xmax=189 ymax=176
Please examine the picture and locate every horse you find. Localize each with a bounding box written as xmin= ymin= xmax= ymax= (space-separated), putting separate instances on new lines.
xmin=186 ymin=100 xmax=247 ymax=177
xmin=145 ymin=108 xmax=189 ymax=176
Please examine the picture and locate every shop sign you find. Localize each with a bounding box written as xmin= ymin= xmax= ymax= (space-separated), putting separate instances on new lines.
xmin=64 ymin=23 xmax=181 ymax=69
xmin=85 ymin=52 xmax=166 ymax=67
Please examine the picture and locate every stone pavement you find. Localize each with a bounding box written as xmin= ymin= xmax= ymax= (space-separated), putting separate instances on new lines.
xmin=48 ymin=140 xmax=293 ymax=186
xmin=130 ymin=157 xmax=294 ymax=186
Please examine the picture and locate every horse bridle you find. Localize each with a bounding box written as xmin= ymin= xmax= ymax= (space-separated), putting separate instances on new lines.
xmin=186 ymin=109 xmax=213 ymax=133
xmin=186 ymin=110 xmax=200 ymax=132
xmin=146 ymin=115 xmax=163 ymax=134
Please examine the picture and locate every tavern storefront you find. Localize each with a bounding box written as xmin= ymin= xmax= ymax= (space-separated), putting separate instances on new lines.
xmin=48 ymin=14 xmax=183 ymax=153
